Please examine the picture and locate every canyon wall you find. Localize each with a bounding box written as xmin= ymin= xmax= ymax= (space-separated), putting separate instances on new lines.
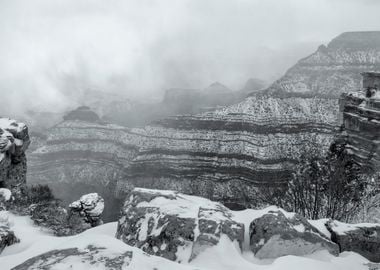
xmin=338 ymin=73 xmax=380 ymax=173
xmin=28 ymin=97 xmax=339 ymax=217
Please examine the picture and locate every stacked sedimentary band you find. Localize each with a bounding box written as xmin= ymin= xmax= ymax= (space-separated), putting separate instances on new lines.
xmin=28 ymin=96 xmax=339 ymax=212
xmin=339 ymin=92 xmax=380 ymax=172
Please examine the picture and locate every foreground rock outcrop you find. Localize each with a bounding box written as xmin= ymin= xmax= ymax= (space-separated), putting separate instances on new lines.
xmin=250 ymin=210 xmax=339 ymax=258
xmin=0 ymin=118 xmax=30 ymax=195
xmin=327 ymin=220 xmax=380 ymax=263
xmin=116 ymin=188 xmax=244 ymax=262
xmin=69 ymin=193 xmax=104 ymax=227
xmin=114 ymin=188 xmax=380 ymax=262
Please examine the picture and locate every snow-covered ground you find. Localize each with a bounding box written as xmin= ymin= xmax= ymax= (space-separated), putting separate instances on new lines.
xmin=0 ymin=211 xmax=372 ymax=270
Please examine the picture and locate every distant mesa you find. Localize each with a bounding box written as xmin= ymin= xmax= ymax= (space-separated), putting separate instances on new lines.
xmin=203 ymin=82 xmax=231 ymax=93
xmin=63 ymin=106 xmax=100 ymax=122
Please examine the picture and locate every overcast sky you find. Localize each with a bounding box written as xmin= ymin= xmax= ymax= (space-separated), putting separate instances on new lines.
xmin=0 ymin=0 xmax=380 ymax=114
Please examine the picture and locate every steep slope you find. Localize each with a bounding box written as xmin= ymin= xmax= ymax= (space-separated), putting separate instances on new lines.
xmin=338 ymin=72 xmax=380 ymax=172
xmin=266 ymin=31 xmax=380 ymax=97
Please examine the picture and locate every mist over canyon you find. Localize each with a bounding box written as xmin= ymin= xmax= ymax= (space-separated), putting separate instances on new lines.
xmin=0 ymin=1 xmax=380 ymax=269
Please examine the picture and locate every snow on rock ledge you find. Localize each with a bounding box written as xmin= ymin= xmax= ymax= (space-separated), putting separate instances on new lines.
xmin=326 ymin=220 xmax=380 ymax=262
xmin=115 ymin=188 xmax=244 ymax=262
xmin=249 ymin=210 xmax=339 ymax=258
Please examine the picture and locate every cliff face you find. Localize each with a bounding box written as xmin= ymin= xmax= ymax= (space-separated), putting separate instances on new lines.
xmin=0 ymin=118 xmax=30 ymax=193
xmin=28 ymin=97 xmax=339 ymax=215
xmin=338 ymin=74 xmax=380 ymax=172
xmin=267 ymin=32 xmax=380 ymax=97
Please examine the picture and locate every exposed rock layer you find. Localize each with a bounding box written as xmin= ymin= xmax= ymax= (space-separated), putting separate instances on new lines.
xmin=338 ymin=77 xmax=380 ymax=172
xmin=28 ymin=96 xmax=339 ymax=217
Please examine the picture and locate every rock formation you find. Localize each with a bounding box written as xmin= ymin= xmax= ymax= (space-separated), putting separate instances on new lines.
xmin=69 ymin=193 xmax=104 ymax=227
xmin=28 ymin=96 xmax=339 ymax=218
xmin=0 ymin=118 xmax=30 ymax=195
xmin=116 ymin=188 xmax=244 ymax=262
xmin=326 ymin=220 xmax=380 ymax=262
xmin=266 ymin=31 xmax=380 ymax=97
xmin=115 ymin=188 xmax=380 ymax=262
xmin=249 ymin=210 xmax=339 ymax=258
xmin=28 ymin=32 xmax=380 ymax=219
xmin=338 ymin=72 xmax=380 ymax=173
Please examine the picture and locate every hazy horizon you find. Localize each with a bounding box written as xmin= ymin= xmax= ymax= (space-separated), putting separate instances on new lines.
xmin=1 ymin=0 xmax=380 ymax=116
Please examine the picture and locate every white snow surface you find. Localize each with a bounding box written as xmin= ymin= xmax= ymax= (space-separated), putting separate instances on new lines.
xmin=328 ymin=220 xmax=380 ymax=235
xmin=0 ymin=209 xmax=372 ymax=270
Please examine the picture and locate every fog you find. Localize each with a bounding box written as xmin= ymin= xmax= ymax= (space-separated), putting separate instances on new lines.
xmin=0 ymin=0 xmax=380 ymax=115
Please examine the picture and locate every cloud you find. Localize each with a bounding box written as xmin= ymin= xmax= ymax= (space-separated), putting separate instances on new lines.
xmin=0 ymin=0 xmax=379 ymax=116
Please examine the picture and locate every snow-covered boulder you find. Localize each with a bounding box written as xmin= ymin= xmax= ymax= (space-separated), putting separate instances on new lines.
xmin=326 ymin=220 xmax=380 ymax=262
xmin=69 ymin=193 xmax=104 ymax=227
xmin=116 ymin=188 xmax=244 ymax=262
xmin=249 ymin=210 xmax=339 ymax=259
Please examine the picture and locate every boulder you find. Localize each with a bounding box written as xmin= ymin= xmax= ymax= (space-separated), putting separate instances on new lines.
xmin=69 ymin=193 xmax=104 ymax=227
xmin=116 ymin=188 xmax=244 ymax=262
xmin=249 ymin=210 xmax=339 ymax=259
xmin=326 ymin=220 xmax=380 ymax=262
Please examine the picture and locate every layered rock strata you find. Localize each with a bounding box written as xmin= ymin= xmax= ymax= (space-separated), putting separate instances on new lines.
xmin=338 ymin=72 xmax=380 ymax=172
xmin=28 ymin=96 xmax=339 ymax=216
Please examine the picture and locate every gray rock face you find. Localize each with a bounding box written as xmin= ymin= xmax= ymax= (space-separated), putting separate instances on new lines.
xmin=326 ymin=220 xmax=380 ymax=262
xmin=0 ymin=224 xmax=18 ymax=254
xmin=115 ymin=188 xmax=244 ymax=263
xmin=69 ymin=193 xmax=104 ymax=227
xmin=0 ymin=118 xmax=30 ymax=196
xmin=338 ymin=72 xmax=380 ymax=173
xmin=249 ymin=211 xmax=339 ymax=259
